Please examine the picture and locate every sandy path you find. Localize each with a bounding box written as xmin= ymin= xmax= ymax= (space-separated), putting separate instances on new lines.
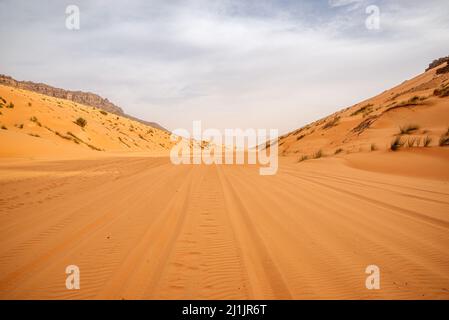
xmin=0 ymin=156 xmax=448 ymax=299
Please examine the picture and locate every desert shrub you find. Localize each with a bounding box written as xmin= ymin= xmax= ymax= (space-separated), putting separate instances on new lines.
xmin=323 ymin=116 xmax=340 ymax=129
xmin=439 ymin=135 xmax=449 ymax=146
xmin=67 ymin=132 xmax=102 ymax=151
xmin=29 ymin=116 xmax=42 ymax=126
xmin=100 ymin=110 xmax=108 ymax=115
xmin=409 ymin=96 xmax=420 ymax=103
xmin=399 ymin=124 xmax=419 ymax=134
xmin=406 ymin=137 xmax=417 ymax=148
xmin=75 ymin=117 xmax=87 ymax=128
xmin=390 ymin=136 xmax=404 ymax=151
xmin=370 ymin=143 xmax=378 ymax=151
xmin=55 ymin=131 xmax=72 ymax=140
xmin=298 ymin=155 xmax=308 ymax=162
xmin=28 ymin=102 xmax=32 ymax=107
xmin=350 ymin=104 xmax=373 ymax=116
xmin=395 ymin=96 xmax=426 ymax=108
xmin=1 ymin=125 xmax=7 ymax=130
xmin=7 ymin=102 xmax=14 ymax=108
xmin=434 ymin=86 xmax=449 ymax=97
xmin=313 ymin=150 xmax=323 ymax=159
xmin=439 ymin=129 xmax=449 ymax=146
xmin=334 ymin=148 xmax=343 ymax=154
xmin=296 ymin=134 xmax=305 ymax=141
xmin=423 ymin=136 xmax=432 ymax=147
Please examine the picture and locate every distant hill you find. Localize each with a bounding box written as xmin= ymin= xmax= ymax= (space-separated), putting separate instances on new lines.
xmin=0 ymin=74 xmax=167 ymax=132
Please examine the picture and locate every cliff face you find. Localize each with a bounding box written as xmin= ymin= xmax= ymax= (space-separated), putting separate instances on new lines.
xmin=0 ymin=74 xmax=167 ymax=131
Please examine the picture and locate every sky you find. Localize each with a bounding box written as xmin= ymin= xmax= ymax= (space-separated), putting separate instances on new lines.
xmin=0 ymin=0 xmax=448 ymax=134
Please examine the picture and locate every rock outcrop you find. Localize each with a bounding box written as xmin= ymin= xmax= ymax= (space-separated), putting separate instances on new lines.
xmin=426 ymin=56 xmax=449 ymax=72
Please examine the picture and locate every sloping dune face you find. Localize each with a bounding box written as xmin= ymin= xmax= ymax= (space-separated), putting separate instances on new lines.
xmin=278 ymin=62 xmax=449 ymax=157
xmin=0 ymin=85 xmax=173 ymax=158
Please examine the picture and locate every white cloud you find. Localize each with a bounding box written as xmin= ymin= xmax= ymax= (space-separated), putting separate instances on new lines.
xmin=0 ymin=0 xmax=448 ymax=133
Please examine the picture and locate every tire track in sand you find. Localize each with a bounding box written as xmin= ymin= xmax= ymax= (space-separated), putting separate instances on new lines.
xmin=217 ymin=165 xmax=292 ymax=299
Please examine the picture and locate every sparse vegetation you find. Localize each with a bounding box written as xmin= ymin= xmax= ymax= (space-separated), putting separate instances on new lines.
xmin=406 ymin=137 xmax=417 ymax=148
xmin=296 ymin=134 xmax=305 ymax=141
xmin=298 ymin=155 xmax=308 ymax=162
xmin=334 ymin=148 xmax=343 ymax=155
xmin=74 ymin=117 xmax=87 ymax=128
xmin=439 ymin=135 xmax=449 ymax=146
xmin=439 ymin=128 xmax=449 ymax=146
xmin=100 ymin=110 xmax=108 ymax=115
xmin=66 ymin=132 xmax=102 ymax=151
xmin=138 ymin=134 xmax=148 ymax=142
xmin=395 ymin=96 xmax=426 ymax=108
xmin=323 ymin=116 xmax=340 ymax=129
xmin=118 ymin=136 xmax=131 ymax=148
xmin=29 ymin=116 xmax=42 ymax=126
xmin=350 ymin=104 xmax=373 ymax=117
xmin=434 ymin=86 xmax=449 ymax=97
xmin=313 ymin=150 xmax=323 ymax=159
xmin=55 ymin=131 xmax=72 ymax=140
xmin=390 ymin=136 xmax=404 ymax=151
xmin=28 ymin=102 xmax=32 ymax=107
xmin=7 ymin=102 xmax=14 ymax=108
xmin=423 ymin=136 xmax=432 ymax=147
xmin=370 ymin=143 xmax=377 ymax=151
xmin=28 ymin=133 xmax=40 ymax=138
xmin=351 ymin=115 xmax=378 ymax=135
xmin=1 ymin=125 xmax=7 ymax=130
xmin=399 ymin=124 xmax=419 ymax=135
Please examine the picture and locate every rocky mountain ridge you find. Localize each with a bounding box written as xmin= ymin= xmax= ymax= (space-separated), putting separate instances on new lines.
xmin=0 ymin=74 xmax=166 ymax=131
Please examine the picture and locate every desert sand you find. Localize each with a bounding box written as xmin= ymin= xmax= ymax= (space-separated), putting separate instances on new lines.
xmin=0 ymin=61 xmax=449 ymax=299
xmin=0 ymin=152 xmax=448 ymax=299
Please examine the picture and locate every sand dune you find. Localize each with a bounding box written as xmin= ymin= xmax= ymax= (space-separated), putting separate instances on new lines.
xmin=0 ymin=85 xmax=174 ymax=158
xmin=277 ymin=62 xmax=449 ymax=158
xmin=0 ymin=152 xmax=448 ymax=299
xmin=0 ymin=59 xmax=448 ymax=300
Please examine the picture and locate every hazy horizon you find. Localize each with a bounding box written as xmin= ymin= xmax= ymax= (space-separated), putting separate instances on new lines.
xmin=1 ymin=0 xmax=448 ymax=134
